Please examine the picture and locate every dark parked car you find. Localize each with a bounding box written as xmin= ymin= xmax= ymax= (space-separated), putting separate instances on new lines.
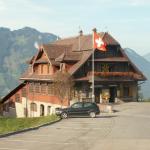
xmin=55 ymin=102 xmax=100 ymax=119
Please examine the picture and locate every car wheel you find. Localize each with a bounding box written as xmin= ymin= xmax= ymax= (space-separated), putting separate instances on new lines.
xmin=89 ymin=112 xmax=96 ymax=118
xmin=61 ymin=112 xmax=68 ymax=119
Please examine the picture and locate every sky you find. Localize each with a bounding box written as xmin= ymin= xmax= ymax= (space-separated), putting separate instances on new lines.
xmin=0 ymin=0 xmax=150 ymax=55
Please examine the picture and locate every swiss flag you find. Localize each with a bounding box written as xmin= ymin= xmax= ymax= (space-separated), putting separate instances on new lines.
xmin=93 ymin=32 xmax=106 ymax=51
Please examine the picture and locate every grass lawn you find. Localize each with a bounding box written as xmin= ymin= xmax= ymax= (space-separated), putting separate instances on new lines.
xmin=0 ymin=115 xmax=60 ymax=134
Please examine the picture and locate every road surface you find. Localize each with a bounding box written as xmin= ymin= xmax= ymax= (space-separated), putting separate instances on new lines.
xmin=0 ymin=102 xmax=150 ymax=150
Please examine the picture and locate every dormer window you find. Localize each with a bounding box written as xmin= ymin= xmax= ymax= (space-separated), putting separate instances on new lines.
xmin=41 ymin=64 xmax=44 ymax=74
xmin=47 ymin=64 xmax=50 ymax=74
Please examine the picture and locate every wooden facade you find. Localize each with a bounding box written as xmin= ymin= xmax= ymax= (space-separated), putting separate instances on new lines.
xmin=0 ymin=32 xmax=146 ymax=117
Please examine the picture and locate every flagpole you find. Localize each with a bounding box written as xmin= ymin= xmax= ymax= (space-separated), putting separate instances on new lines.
xmin=92 ymin=28 xmax=96 ymax=102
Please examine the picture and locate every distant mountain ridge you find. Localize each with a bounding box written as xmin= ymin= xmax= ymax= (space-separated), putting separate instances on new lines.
xmin=124 ymin=48 xmax=150 ymax=98
xmin=143 ymin=52 xmax=150 ymax=62
xmin=0 ymin=27 xmax=57 ymax=97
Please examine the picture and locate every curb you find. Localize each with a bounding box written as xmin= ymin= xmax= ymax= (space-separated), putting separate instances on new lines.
xmin=0 ymin=118 xmax=61 ymax=138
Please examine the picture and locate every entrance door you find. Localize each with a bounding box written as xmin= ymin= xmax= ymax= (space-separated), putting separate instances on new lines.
xmin=40 ymin=104 xmax=44 ymax=116
xmin=95 ymin=88 xmax=101 ymax=103
xmin=109 ymin=87 xmax=116 ymax=103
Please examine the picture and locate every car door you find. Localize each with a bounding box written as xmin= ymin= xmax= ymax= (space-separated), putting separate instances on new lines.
xmin=83 ymin=102 xmax=93 ymax=115
xmin=69 ymin=102 xmax=84 ymax=116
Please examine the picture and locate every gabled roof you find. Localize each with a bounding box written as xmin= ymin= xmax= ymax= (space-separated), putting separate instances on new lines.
xmin=53 ymin=32 xmax=120 ymax=51
xmin=28 ymin=32 xmax=119 ymax=65
xmin=0 ymin=83 xmax=26 ymax=104
xmin=121 ymin=48 xmax=147 ymax=80
xmin=42 ymin=44 xmax=72 ymax=59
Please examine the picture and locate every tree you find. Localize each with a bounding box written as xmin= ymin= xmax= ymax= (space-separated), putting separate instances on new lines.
xmin=52 ymin=71 xmax=74 ymax=107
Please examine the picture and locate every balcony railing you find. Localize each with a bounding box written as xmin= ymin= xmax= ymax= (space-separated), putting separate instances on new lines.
xmin=87 ymin=71 xmax=142 ymax=79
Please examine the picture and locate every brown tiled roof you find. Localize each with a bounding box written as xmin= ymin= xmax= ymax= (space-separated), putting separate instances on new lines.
xmin=55 ymin=51 xmax=81 ymax=62
xmin=55 ymin=53 xmax=65 ymax=62
xmin=1 ymin=83 xmax=26 ymax=103
xmin=35 ymin=58 xmax=49 ymax=63
xmin=121 ymin=48 xmax=147 ymax=80
xmin=50 ymin=59 xmax=60 ymax=66
xmin=42 ymin=44 xmax=73 ymax=59
xmin=42 ymin=32 xmax=119 ymax=75
xmin=68 ymin=50 xmax=93 ymax=75
xmin=53 ymin=32 xmax=120 ymax=51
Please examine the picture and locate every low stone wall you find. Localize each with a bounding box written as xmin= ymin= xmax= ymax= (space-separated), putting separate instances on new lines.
xmin=98 ymin=104 xmax=113 ymax=113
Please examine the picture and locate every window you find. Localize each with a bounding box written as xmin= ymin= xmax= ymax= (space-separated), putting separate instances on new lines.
xmin=15 ymin=94 xmax=20 ymax=102
xmin=3 ymin=103 xmax=9 ymax=112
xmin=101 ymin=64 xmax=109 ymax=72
xmin=30 ymin=103 xmax=37 ymax=112
xmin=71 ymin=102 xmax=83 ymax=109
xmin=47 ymin=106 xmax=51 ymax=115
xmin=84 ymin=102 xmax=92 ymax=108
xmin=41 ymin=83 xmax=47 ymax=94
xmin=9 ymin=101 xmax=15 ymax=108
xmin=29 ymin=83 xmax=34 ymax=93
xmin=22 ymin=88 xmax=27 ymax=97
xmin=123 ymin=86 xmax=130 ymax=97
xmin=48 ymin=83 xmax=53 ymax=95
xmin=35 ymin=83 xmax=40 ymax=93
xmin=41 ymin=64 xmax=44 ymax=74
xmin=47 ymin=64 xmax=50 ymax=74
xmin=34 ymin=65 xmax=38 ymax=74
xmin=40 ymin=104 xmax=44 ymax=116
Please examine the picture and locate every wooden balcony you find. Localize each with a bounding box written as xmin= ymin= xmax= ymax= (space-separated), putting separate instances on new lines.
xmin=87 ymin=71 xmax=143 ymax=80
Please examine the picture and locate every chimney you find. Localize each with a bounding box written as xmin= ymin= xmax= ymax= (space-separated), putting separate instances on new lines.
xmin=78 ymin=30 xmax=83 ymax=51
xmin=79 ymin=30 xmax=83 ymax=36
xmin=92 ymin=28 xmax=97 ymax=33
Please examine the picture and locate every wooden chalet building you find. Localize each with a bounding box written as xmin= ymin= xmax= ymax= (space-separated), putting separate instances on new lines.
xmin=0 ymin=31 xmax=146 ymax=117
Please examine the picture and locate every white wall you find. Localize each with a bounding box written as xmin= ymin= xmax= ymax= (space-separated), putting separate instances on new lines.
xmin=2 ymin=97 xmax=66 ymax=118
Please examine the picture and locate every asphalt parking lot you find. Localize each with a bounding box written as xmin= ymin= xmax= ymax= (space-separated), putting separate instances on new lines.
xmin=0 ymin=102 xmax=150 ymax=150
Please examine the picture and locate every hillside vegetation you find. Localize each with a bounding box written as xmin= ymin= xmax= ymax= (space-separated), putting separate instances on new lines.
xmin=0 ymin=27 xmax=57 ymax=97
xmin=125 ymin=48 xmax=150 ymax=98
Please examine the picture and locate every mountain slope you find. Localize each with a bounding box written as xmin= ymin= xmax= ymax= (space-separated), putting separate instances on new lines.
xmin=124 ymin=48 xmax=150 ymax=98
xmin=143 ymin=52 xmax=150 ymax=62
xmin=0 ymin=27 xmax=57 ymax=97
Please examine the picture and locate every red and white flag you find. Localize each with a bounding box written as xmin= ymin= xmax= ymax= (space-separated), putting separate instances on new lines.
xmin=93 ymin=32 xmax=106 ymax=51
